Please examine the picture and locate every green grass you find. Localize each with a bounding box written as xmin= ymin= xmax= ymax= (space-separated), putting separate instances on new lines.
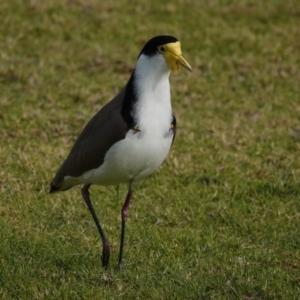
xmin=1 ymin=0 xmax=300 ymax=298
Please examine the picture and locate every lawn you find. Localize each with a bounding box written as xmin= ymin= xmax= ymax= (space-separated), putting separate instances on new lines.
xmin=0 ymin=0 xmax=299 ymax=299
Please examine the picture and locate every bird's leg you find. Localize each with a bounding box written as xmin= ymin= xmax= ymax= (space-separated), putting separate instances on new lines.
xmin=118 ymin=185 xmax=134 ymax=268
xmin=81 ymin=184 xmax=110 ymax=268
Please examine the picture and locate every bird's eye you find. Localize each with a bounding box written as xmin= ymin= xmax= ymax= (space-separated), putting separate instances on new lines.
xmin=158 ymin=46 xmax=166 ymax=53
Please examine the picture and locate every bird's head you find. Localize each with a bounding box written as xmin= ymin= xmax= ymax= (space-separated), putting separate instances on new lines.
xmin=139 ymin=35 xmax=192 ymax=73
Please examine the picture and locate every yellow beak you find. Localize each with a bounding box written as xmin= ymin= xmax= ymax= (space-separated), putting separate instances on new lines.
xmin=161 ymin=41 xmax=192 ymax=72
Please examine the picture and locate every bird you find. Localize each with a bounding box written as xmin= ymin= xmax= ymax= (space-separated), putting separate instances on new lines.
xmin=49 ymin=35 xmax=192 ymax=268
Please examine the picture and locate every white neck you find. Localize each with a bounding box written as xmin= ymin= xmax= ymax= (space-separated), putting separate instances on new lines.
xmin=133 ymin=54 xmax=173 ymax=132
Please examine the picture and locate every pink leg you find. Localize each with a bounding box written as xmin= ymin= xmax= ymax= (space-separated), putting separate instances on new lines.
xmin=118 ymin=185 xmax=134 ymax=267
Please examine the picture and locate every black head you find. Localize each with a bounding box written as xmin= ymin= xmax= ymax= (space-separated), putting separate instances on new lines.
xmin=139 ymin=35 xmax=179 ymax=57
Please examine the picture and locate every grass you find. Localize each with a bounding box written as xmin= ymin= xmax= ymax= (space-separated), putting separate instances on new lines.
xmin=1 ymin=0 xmax=300 ymax=298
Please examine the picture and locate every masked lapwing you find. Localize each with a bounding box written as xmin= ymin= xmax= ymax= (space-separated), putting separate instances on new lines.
xmin=50 ymin=35 xmax=192 ymax=268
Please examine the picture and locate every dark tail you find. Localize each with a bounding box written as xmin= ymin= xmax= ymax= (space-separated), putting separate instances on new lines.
xmin=49 ymin=181 xmax=60 ymax=193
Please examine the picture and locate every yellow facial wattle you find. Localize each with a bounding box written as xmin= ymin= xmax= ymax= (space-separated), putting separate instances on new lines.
xmin=158 ymin=41 xmax=192 ymax=72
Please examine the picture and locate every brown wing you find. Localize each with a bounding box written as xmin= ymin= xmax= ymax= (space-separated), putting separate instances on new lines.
xmin=50 ymin=88 xmax=129 ymax=192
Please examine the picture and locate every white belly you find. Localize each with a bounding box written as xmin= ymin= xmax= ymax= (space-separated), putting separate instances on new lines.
xmin=63 ymin=61 xmax=174 ymax=189
xmin=78 ymin=129 xmax=173 ymax=186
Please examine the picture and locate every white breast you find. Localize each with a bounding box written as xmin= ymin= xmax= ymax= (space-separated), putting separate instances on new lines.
xmin=69 ymin=53 xmax=174 ymax=187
